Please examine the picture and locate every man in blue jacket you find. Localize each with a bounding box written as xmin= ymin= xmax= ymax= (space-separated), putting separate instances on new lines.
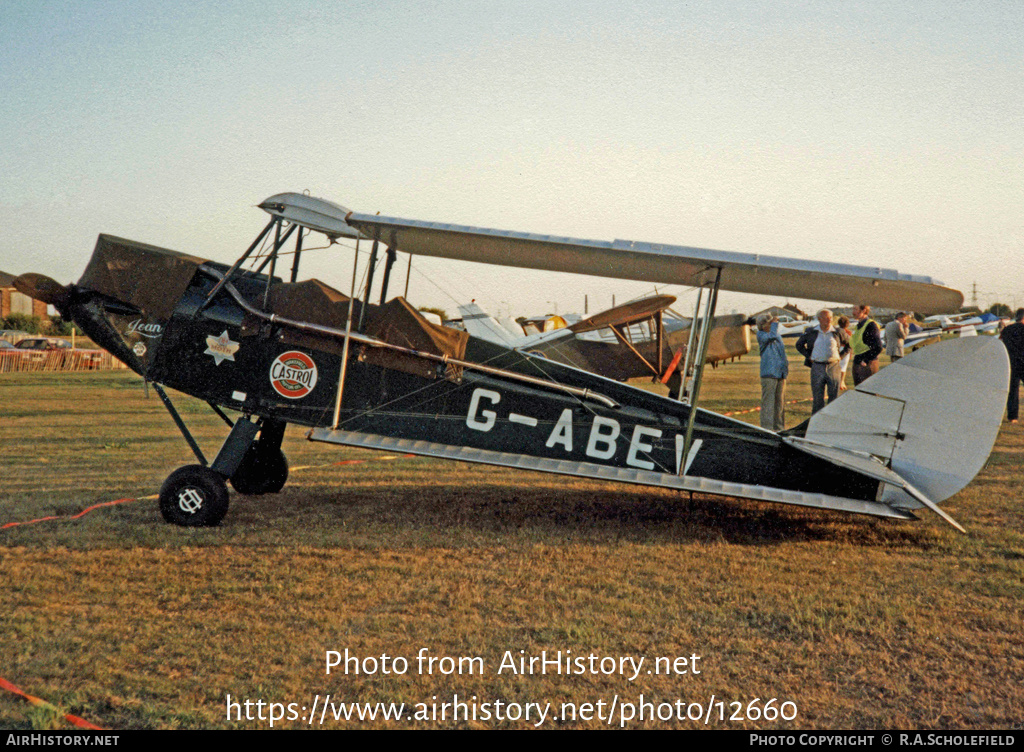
xmin=756 ymin=314 xmax=789 ymax=431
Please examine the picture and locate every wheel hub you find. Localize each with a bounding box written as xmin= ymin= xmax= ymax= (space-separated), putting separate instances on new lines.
xmin=177 ymin=487 xmax=205 ymax=514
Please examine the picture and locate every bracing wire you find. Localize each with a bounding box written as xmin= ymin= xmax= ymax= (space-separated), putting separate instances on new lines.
xmin=281 ymin=239 xmax=725 ymax=477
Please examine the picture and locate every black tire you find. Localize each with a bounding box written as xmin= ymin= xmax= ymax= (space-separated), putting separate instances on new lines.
xmin=230 ymin=445 xmax=289 ymax=496
xmin=260 ymin=449 xmax=289 ymax=493
xmin=159 ymin=465 xmax=229 ymax=527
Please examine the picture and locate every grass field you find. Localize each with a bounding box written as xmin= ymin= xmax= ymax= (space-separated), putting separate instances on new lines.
xmin=1 ymin=349 xmax=1022 ymax=730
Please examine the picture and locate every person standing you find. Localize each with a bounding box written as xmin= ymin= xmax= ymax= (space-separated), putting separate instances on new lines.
xmin=836 ymin=314 xmax=853 ymax=391
xmin=884 ymin=312 xmax=909 ymax=362
xmin=851 ymin=305 xmax=882 ymax=384
xmin=756 ymin=314 xmax=789 ymax=431
xmin=1000 ymin=308 xmax=1024 ymax=423
xmin=796 ymin=309 xmax=849 ymax=414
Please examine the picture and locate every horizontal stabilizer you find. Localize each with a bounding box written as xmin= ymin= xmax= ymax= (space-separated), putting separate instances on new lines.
xmin=783 ymin=436 xmax=965 ymax=532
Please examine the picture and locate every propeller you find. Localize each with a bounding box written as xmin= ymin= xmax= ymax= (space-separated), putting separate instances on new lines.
xmin=13 ymin=273 xmax=72 ymax=308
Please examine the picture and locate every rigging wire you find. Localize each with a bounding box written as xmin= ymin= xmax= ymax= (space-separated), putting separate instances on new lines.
xmin=259 ymin=235 xmax=720 ymax=477
xmin=378 ymin=254 xmax=713 ymax=472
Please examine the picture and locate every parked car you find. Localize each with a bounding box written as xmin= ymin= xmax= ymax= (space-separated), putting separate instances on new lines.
xmin=15 ymin=338 xmax=72 ymax=351
xmin=11 ymin=338 xmax=72 ymax=368
xmin=0 ymin=339 xmax=27 ymax=369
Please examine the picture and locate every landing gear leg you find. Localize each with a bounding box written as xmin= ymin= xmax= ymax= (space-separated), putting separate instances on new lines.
xmin=156 ymin=411 xmax=261 ymax=526
xmin=229 ymin=419 xmax=290 ymax=496
xmin=151 ymin=388 xmax=290 ymax=523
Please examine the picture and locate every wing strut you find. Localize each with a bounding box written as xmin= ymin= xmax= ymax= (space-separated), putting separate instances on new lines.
xmin=201 ymin=216 xmax=278 ymax=310
xmin=289 ymin=228 xmax=304 ymax=283
xmin=357 ymin=237 xmax=380 ymax=331
xmin=378 ymin=245 xmax=398 ymax=305
xmin=262 ymin=220 xmax=284 ymax=310
xmin=677 ymin=285 xmax=703 ymax=403
xmin=609 ymin=324 xmax=660 ymax=376
xmin=679 ymin=266 xmax=723 ymax=475
xmin=656 ymin=308 xmax=665 ymax=375
xmin=403 ymin=253 xmax=412 ymax=299
xmin=332 ymin=236 xmax=362 ymax=429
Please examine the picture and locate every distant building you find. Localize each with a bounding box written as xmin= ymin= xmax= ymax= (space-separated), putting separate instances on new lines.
xmin=1 ymin=271 xmax=49 ymax=319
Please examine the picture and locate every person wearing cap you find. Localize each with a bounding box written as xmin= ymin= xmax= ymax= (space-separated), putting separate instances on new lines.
xmin=755 ymin=314 xmax=789 ymax=431
xmin=884 ymin=312 xmax=910 ymax=362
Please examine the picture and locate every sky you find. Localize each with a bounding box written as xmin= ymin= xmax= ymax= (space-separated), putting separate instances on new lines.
xmin=2 ymin=0 xmax=1022 ymax=320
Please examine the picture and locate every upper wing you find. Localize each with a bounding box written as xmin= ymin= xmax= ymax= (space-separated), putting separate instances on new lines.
xmin=344 ymin=213 xmax=962 ymax=314
xmin=568 ymin=294 xmax=676 ymax=333
xmin=258 ymin=193 xmax=964 ymax=314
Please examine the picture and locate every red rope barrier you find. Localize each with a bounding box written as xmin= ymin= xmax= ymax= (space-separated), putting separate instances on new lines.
xmin=0 ymin=455 xmax=417 ymax=530
xmin=0 ymin=676 xmax=103 ymax=730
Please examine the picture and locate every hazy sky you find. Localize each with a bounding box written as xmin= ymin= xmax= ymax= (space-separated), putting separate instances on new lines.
xmin=2 ymin=1 xmax=1022 ymax=318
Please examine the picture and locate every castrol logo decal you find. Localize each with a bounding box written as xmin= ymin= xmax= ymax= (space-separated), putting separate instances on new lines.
xmin=269 ymin=351 xmax=318 ymax=399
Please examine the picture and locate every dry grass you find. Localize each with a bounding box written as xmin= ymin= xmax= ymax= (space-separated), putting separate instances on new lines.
xmin=1 ymin=349 xmax=1022 ymax=729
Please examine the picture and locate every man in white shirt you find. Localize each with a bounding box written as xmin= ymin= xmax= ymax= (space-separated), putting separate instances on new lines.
xmin=795 ymin=309 xmax=851 ymax=414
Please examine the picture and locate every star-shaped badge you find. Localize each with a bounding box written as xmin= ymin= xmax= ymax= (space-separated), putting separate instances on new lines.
xmin=204 ymin=330 xmax=239 ymax=366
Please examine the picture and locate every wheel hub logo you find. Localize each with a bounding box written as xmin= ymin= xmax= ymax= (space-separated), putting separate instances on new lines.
xmin=177 ymin=488 xmax=204 ymax=514
xmin=270 ymin=351 xmax=319 ymax=399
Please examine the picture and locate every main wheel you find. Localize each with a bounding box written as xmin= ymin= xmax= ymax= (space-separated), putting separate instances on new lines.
xmin=260 ymin=449 xmax=289 ymax=493
xmin=230 ymin=445 xmax=289 ymax=495
xmin=159 ymin=465 xmax=230 ymax=527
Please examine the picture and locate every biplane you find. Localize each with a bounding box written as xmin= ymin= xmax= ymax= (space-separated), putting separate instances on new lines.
xmin=15 ymin=192 xmax=1010 ymax=532
xmin=456 ymin=298 xmax=750 ymax=382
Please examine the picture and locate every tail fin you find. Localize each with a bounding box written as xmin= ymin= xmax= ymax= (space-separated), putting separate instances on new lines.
xmin=457 ymin=302 xmax=521 ymax=347
xmin=804 ymin=337 xmax=1010 ymax=512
